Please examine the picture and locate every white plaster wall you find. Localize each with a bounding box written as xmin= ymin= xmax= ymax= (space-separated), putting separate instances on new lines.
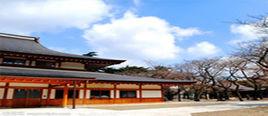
xmin=117 ymin=84 xmax=139 ymax=89
xmin=42 ymin=89 xmax=48 ymax=99
xmin=116 ymin=90 xmax=120 ymax=98
xmin=68 ymin=84 xmax=84 ymax=88
xmin=110 ymin=90 xmax=114 ymax=98
xmin=0 ymin=82 xmax=6 ymax=86
xmin=25 ymin=60 xmax=30 ymax=66
xmin=136 ymin=90 xmax=140 ymax=98
xmin=55 ymin=63 xmax=59 ymax=68
xmin=142 ymin=90 xmax=162 ymax=98
xmin=79 ymin=90 xmax=84 ymax=99
xmin=142 ymin=85 xmax=161 ymax=89
xmin=87 ymin=83 xmax=113 ymax=88
xmin=7 ymin=89 xmax=14 ymax=99
xmin=50 ymin=89 xmax=55 ymax=99
xmin=0 ymin=88 xmax=4 ymax=99
xmin=9 ymin=83 xmax=48 ymax=87
xmin=61 ymin=62 xmax=85 ymax=70
xmin=31 ymin=61 xmax=36 ymax=66
xmin=85 ymin=90 xmax=90 ymax=99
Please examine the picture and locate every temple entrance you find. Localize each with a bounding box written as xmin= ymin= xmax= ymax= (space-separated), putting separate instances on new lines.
xmin=12 ymin=88 xmax=42 ymax=108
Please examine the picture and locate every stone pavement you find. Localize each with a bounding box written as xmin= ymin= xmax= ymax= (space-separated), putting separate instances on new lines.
xmin=0 ymin=101 xmax=267 ymax=116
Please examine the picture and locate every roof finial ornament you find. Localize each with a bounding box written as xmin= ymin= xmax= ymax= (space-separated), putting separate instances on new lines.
xmin=34 ymin=37 xmax=40 ymax=43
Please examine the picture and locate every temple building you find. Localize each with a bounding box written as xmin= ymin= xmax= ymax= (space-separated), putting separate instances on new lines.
xmin=0 ymin=33 xmax=194 ymax=108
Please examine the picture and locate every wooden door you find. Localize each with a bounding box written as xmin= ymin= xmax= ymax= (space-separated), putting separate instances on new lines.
xmin=13 ymin=89 xmax=27 ymax=107
xmin=26 ymin=89 xmax=42 ymax=107
xmin=12 ymin=89 xmax=42 ymax=108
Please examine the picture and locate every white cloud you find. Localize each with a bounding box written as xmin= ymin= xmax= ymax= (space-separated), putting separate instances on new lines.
xmin=84 ymin=11 xmax=205 ymax=66
xmin=229 ymin=24 xmax=259 ymax=44
xmin=172 ymin=27 xmax=205 ymax=38
xmin=229 ymin=23 xmax=268 ymax=44
xmin=0 ymin=0 xmax=110 ymax=34
xmin=187 ymin=41 xmax=220 ymax=57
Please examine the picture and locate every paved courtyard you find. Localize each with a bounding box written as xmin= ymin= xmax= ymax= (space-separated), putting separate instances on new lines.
xmin=0 ymin=101 xmax=267 ymax=116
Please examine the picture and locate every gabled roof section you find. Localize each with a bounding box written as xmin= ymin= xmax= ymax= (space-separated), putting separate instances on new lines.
xmin=0 ymin=33 xmax=125 ymax=64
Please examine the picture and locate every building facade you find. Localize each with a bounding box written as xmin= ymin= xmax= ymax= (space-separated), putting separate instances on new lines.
xmin=0 ymin=33 xmax=194 ymax=108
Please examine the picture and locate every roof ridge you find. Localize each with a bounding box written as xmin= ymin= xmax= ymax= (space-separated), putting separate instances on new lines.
xmin=0 ymin=32 xmax=39 ymax=41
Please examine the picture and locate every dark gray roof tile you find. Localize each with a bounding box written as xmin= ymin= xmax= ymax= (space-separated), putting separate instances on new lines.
xmin=0 ymin=33 xmax=124 ymax=62
xmin=0 ymin=66 xmax=195 ymax=83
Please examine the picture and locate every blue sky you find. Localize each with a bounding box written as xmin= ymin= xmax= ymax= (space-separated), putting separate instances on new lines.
xmin=0 ymin=0 xmax=267 ymax=67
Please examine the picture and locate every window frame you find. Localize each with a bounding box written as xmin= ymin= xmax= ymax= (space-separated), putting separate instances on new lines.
xmin=28 ymin=89 xmax=41 ymax=98
xmin=55 ymin=89 xmax=64 ymax=99
xmin=119 ymin=90 xmax=137 ymax=98
xmin=35 ymin=60 xmax=56 ymax=68
xmin=13 ymin=89 xmax=41 ymax=99
xmin=13 ymin=89 xmax=27 ymax=99
xmin=90 ymin=90 xmax=111 ymax=99
xmin=2 ymin=58 xmax=26 ymax=66
xmin=67 ymin=89 xmax=79 ymax=99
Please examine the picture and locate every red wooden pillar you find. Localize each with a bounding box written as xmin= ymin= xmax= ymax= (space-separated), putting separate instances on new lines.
xmin=2 ymin=82 xmax=9 ymax=107
xmin=160 ymin=84 xmax=164 ymax=100
xmin=72 ymin=81 xmax=76 ymax=109
xmin=83 ymin=81 xmax=87 ymax=104
xmin=62 ymin=84 xmax=68 ymax=107
xmin=113 ymin=84 xmax=117 ymax=103
xmin=139 ymin=83 xmax=142 ymax=102
xmin=29 ymin=60 xmax=32 ymax=67
xmin=177 ymin=84 xmax=181 ymax=101
xmin=46 ymin=84 xmax=52 ymax=106
xmin=58 ymin=62 xmax=62 ymax=68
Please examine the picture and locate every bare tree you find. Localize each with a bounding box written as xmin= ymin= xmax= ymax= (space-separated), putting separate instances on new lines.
xmin=215 ymin=61 xmax=233 ymax=101
xmin=233 ymin=16 xmax=268 ymax=100
xmin=222 ymin=57 xmax=245 ymax=101
xmin=216 ymin=79 xmax=232 ymax=100
xmin=175 ymin=58 xmax=224 ymax=101
xmin=175 ymin=62 xmax=206 ymax=101
xmin=236 ymin=16 xmax=268 ymax=70
xmin=236 ymin=39 xmax=268 ymax=70
xmin=225 ymin=57 xmax=266 ymax=100
xmin=238 ymin=61 xmax=265 ymax=100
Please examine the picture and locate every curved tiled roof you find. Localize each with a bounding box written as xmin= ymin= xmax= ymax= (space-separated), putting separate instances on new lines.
xmin=0 ymin=66 xmax=195 ymax=84
xmin=0 ymin=33 xmax=125 ymax=63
